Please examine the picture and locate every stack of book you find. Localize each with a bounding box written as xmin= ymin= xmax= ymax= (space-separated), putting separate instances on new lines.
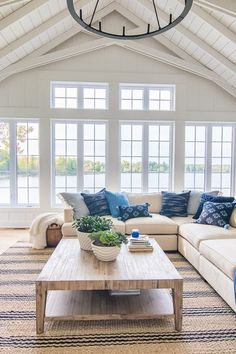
xmin=128 ymin=235 xmax=153 ymax=252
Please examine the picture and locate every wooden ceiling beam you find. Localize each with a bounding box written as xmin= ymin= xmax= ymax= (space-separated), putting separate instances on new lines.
xmin=0 ymin=0 xmax=48 ymax=31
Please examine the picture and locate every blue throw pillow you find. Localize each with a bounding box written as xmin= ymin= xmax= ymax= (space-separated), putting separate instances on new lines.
xmin=193 ymin=194 xmax=235 ymax=219
xmin=105 ymin=190 xmax=129 ymax=217
xmin=160 ymin=191 xmax=191 ymax=217
xmin=118 ymin=203 xmax=151 ymax=222
xmin=195 ymin=201 xmax=235 ymax=228
xmin=81 ymin=188 xmax=110 ymax=216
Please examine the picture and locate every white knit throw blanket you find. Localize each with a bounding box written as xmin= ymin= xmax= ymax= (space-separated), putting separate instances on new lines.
xmin=29 ymin=212 xmax=64 ymax=249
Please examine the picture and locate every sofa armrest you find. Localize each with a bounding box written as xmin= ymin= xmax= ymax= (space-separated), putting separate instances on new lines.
xmin=64 ymin=207 xmax=73 ymax=223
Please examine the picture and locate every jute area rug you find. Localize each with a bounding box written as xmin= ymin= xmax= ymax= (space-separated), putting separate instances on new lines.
xmin=0 ymin=242 xmax=236 ymax=354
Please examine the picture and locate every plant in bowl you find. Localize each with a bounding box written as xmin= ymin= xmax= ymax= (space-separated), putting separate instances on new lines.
xmin=89 ymin=230 xmax=128 ymax=261
xmin=72 ymin=216 xmax=113 ymax=251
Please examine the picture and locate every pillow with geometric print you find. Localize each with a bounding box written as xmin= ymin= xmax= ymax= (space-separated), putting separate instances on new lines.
xmin=195 ymin=201 xmax=235 ymax=228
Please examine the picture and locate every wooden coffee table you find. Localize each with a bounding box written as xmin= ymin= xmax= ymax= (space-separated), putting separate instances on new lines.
xmin=36 ymin=239 xmax=183 ymax=334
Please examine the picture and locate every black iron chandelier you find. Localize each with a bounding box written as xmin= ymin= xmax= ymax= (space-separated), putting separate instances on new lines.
xmin=67 ymin=0 xmax=193 ymax=40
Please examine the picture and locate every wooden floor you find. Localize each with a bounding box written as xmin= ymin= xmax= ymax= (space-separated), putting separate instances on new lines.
xmin=0 ymin=228 xmax=29 ymax=255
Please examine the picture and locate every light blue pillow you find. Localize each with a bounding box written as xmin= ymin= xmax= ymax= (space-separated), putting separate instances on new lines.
xmin=57 ymin=192 xmax=89 ymax=219
xmin=105 ymin=190 xmax=129 ymax=217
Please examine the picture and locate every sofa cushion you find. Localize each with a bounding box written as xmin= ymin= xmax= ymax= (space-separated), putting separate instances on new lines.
xmin=126 ymin=192 xmax=162 ymax=213
xmin=195 ymin=201 xmax=235 ymax=228
xmin=125 ymin=214 xmax=178 ymax=235
xmin=58 ymin=192 xmax=89 ymax=219
xmin=81 ymin=189 xmax=110 ymax=216
xmin=103 ymin=216 xmax=126 ymax=233
xmin=171 ymin=215 xmax=194 ymax=226
xmin=160 ymin=191 xmax=190 ymax=217
xmin=105 ymin=190 xmax=129 ymax=217
xmin=179 ymin=223 xmax=236 ymax=250
xmin=199 ymin=239 xmax=236 ymax=280
xmin=193 ymin=194 xmax=234 ymax=219
xmin=118 ymin=203 xmax=151 ymax=222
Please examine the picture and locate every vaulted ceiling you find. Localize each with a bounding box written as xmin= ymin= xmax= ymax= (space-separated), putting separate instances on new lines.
xmin=0 ymin=0 xmax=236 ymax=97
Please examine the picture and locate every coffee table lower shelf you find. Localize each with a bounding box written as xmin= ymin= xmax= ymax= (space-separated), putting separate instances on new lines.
xmin=45 ymin=289 xmax=174 ymax=322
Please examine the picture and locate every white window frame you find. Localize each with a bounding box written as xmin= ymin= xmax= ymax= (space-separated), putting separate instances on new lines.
xmin=50 ymin=81 xmax=109 ymax=110
xmin=51 ymin=120 xmax=108 ymax=206
xmin=120 ymin=121 xmax=174 ymax=192
xmin=184 ymin=122 xmax=236 ymax=195
xmin=0 ymin=119 xmax=40 ymax=207
xmin=119 ymin=84 xmax=176 ymax=111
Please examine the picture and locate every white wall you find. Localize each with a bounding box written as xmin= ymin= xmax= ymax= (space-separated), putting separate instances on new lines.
xmin=0 ymin=44 xmax=236 ymax=227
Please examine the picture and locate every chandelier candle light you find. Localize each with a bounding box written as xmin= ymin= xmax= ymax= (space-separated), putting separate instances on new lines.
xmin=67 ymin=0 xmax=193 ymax=40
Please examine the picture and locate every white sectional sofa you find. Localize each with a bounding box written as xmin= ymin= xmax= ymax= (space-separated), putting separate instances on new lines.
xmin=61 ymin=191 xmax=236 ymax=312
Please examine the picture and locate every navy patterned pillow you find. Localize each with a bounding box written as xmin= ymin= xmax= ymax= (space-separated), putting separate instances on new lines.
xmin=195 ymin=201 xmax=235 ymax=228
xmin=160 ymin=191 xmax=191 ymax=217
xmin=118 ymin=203 xmax=151 ymax=222
xmin=81 ymin=188 xmax=110 ymax=216
xmin=193 ymin=194 xmax=234 ymax=219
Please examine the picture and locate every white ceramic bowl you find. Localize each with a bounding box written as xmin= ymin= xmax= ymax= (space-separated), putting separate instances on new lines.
xmin=76 ymin=231 xmax=92 ymax=251
xmin=91 ymin=242 xmax=120 ymax=261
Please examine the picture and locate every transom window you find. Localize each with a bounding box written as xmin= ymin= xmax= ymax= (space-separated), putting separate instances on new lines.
xmin=120 ymin=122 xmax=173 ymax=192
xmin=83 ymin=88 xmax=107 ymax=109
xmin=52 ymin=121 xmax=107 ymax=205
xmin=120 ymin=84 xmax=175 ymax=111
xmin=184 ymin=123 xmax=235 ymax=195
xmin=0 ymin=120 xmax=39 ymax=207
xmin=51 ymin=82 xmax=108 ymax=110
xmin=121 ymin=89 xmax=144 ymax=110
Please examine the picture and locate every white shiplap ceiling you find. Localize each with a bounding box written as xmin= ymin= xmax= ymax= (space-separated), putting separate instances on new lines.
xmin=0 ymin=0 xmax=235 ymax=97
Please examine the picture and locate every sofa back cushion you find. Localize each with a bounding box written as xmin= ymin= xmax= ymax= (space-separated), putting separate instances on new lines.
xmin=127 ymin=192 xmax=162 ymax=213
xmin=187 ymin=190 xmax=218 ymax=215
xmin=230 ymin=207 xmax=236 ymax=227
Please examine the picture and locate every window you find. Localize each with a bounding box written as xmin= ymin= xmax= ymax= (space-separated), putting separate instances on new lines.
xmin=120 ymin=84 xmax=175 ymax=111
xmin=149 ymin=88 xmax=173 ymax=111
xmin=185 ymin=125 xmax=206 ymax=190
xmin=120 ymin=124 xmax=143 ymax=192
xmin=83 ymin=124 xmax=106 ymax=191
xmin=184 ymin=123 xmax=235 ymax=195
xmin=0 ymin=120 xmax=39 ymax=207
xmin=148 ymin=124 xmax=172 ymax=191
xmin=51 ymin=82 xmax=108 ymax=110
xmin=52 ymin=121 xmax=107 ymax=205
xmin=53 ymin=86 xmax=78 ymax=109
xmin=83 ymin=88 xmax=107 ymax=109
xmin=211 ymin=126 xmax=233 ymax=195
xmin=0 ymin=122 xmax=10 ymax=205
xmin=120 ymin=122 xmax=173 ymax=192
xmin=120 ymin=89 xmax=144 ymax=110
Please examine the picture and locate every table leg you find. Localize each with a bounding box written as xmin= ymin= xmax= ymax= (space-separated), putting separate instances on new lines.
xmin=36 ymin=281 xmax=47 ymax=334
xmin=172 ymin=280 xmax=183 ymax=331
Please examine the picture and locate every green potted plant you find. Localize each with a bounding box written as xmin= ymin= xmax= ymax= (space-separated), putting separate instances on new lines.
xmin=89 ymin=230 xmax=128 ymax=261
xmin=72 ymin=216 xmax=113 ymax=251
